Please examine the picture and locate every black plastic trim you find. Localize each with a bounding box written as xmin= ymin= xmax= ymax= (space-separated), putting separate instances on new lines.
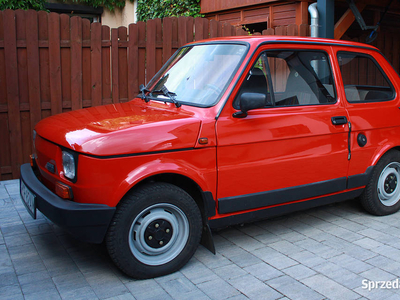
xmin=210 ymin=189 xmax=363 ymax=229
xmin=218 ymin=177 xmax=347 ymax=214
xmin=202 ymin=191 xmax=216 ymax=218
xmin=20 ymin=163 xmax=115 ymax=243
xmin=347 ymin=166 xmax=374 ymax=189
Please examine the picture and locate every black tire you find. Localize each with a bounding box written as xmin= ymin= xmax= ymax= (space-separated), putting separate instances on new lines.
xmin=106 ymin=182 xmax=202 ymax=279
xmin=360 ymin=150 xmax=400 ymax=216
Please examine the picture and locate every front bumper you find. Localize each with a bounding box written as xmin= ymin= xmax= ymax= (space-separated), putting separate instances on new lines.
xmin=20 ymin=163 xmax=115 ymax=243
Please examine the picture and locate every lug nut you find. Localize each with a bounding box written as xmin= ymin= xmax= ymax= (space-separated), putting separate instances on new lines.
xmin=148 ymin=236 xmax=153 ymax=240
xmin=166 ymin=229 xmax=170 ymax=233
xmin=155 ymin=223 xmax=159 ymax=228
xmin=159 ymin=241 xmax=164 ymax=245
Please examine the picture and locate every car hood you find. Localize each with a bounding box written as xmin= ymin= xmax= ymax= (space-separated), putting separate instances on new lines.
xmin=35 ymin=100 xmax=202 ymax=156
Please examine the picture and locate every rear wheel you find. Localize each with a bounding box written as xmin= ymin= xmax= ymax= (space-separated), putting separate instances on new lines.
xmin=361 ymin=151 xmax=400 ymax=215
xmin=106 ymin=183 xmax=202 ymax=278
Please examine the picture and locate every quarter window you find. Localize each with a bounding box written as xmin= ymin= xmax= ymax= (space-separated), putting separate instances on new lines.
xmin=337 ymin=52 xmax=394 ymax=102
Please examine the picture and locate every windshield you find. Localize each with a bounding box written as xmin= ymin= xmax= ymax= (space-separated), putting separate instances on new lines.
xmin=147 ymin=44 xmax=247 ymax=107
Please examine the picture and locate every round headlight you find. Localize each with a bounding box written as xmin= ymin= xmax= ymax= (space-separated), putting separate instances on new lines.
xmin=62 ymin=151 xmax=76 ymax=181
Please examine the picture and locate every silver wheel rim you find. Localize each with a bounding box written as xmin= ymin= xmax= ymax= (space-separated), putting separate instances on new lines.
xmin=128 ymin=203 xmax=189 ymax=266
xmin=377 ymin=162 xmax=400 ymax=207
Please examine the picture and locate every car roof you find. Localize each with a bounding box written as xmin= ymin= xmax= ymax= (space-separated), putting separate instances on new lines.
xmin=189 ymin=35 xmax=379 ymax=51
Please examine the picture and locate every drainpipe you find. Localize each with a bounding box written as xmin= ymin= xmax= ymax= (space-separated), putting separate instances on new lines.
xmin=308 ymin=3 xmax=319 ymax=38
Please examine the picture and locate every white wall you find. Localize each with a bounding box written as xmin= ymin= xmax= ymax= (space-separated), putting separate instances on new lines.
xmin=101 ymin=0 xmax=137 ymax=28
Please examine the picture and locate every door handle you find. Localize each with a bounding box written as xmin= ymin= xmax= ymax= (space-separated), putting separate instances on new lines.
xmin=331 ymin=116 xmax=348 ymax=125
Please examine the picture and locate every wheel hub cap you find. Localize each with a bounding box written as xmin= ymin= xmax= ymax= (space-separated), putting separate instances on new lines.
xmin=145 ymin=220 xmax=173 ymax=248
xmin=384 ymin=173 xmax=397 ymax=193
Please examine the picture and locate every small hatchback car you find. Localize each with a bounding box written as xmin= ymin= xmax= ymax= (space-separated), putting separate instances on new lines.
xmin=20 ymin=36 xmax=400 ymax=278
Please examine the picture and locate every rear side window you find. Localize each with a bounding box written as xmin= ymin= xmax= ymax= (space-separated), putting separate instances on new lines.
xmin=337 ymin=52 xmax=394 ymax=102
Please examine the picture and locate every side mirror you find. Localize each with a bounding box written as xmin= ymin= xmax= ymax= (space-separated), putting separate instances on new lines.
xmin=233 ymin=92 xmax=267 ymax=118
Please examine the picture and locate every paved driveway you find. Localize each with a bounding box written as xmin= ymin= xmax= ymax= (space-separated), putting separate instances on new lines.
xmin=1 ymin=179 xmax=400 ymax=300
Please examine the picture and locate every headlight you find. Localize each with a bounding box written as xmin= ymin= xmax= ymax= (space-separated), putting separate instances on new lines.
xmin=62 ymin=151 xmax=76 ymax=181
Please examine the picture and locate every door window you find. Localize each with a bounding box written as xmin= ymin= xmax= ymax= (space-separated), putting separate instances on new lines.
xmin=233 ymin=50 xmax=336 ymax=109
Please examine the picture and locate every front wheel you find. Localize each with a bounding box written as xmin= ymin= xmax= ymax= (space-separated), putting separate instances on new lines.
xmin=106 ymin=183 xmax=202 ymax=279
xmin=361 ymin=151 xmax=400 ymax=216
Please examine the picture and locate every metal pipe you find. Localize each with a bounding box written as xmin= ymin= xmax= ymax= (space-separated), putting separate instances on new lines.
xmin=308 ymin=2 xmax=319 ymax=38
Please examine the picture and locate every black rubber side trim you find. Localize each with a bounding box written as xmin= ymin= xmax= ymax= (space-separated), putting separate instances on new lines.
xmin=218 ymin=177 xmax=347 ymax=215
xmin=210 ymin=189 xmax=363 ymax=229
xmin=202 ymin=191 xmax=216 ymax=218
xmin=20 ymin=163 xmax=115 ymax=243
xmin=347 ymin=166 xmax=375 ymax=189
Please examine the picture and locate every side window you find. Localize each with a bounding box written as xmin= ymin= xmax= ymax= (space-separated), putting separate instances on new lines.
xmin=233 ymin=50 xmax=336 ymax=109
xmin=337 ymin=52 xmax=394 ymax=102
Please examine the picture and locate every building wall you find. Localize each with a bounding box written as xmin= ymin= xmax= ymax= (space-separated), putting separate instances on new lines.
xmin=101 ymin=0 xmax=137 ymax=28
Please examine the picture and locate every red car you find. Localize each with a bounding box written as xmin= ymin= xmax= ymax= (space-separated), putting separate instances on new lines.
xmin=20 ymin=36 xmax=400 ymax=278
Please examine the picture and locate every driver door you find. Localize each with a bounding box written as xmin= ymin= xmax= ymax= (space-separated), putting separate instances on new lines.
xmin=216 ymin=45 xmax=350 ymax=215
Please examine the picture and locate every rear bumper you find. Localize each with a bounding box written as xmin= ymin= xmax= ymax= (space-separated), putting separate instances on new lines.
xmin=20 ymin=163 xmax=115 ymax=243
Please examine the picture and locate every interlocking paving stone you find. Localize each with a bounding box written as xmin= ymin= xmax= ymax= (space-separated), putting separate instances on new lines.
xmin=1 ymin=179 xmax=400 ymax=300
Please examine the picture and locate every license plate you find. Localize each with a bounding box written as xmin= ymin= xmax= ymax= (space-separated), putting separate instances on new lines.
xmin=20 ymin=180 xmax=36 ymax=219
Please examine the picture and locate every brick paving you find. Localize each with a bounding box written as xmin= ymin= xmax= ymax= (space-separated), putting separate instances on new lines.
xmin=1 ymin=179 xmax=400 ymax=299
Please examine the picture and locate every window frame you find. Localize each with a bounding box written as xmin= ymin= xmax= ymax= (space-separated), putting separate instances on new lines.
xmin=337 ymin=51 xmax=396 ymax=104
xmin=233 ymin=49 xmax=338 ymax=109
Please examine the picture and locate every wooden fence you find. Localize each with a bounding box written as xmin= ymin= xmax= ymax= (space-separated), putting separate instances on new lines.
xmin=0 ymin=9 xmax=309 ymax=180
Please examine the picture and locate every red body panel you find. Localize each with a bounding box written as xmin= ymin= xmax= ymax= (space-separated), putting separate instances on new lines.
xmin=32 ymin=36 xmax=400 ymax=224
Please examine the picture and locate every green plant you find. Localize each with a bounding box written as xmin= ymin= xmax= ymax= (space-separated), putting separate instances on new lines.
xmin=0 ymin=0 xmax=133 ymax=12
xmin=0 ymin=0 xmax=46 ymax=10
xmin=137 ymin=0 xmax=202 ymax=22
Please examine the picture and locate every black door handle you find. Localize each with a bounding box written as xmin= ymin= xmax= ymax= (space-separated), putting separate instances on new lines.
xmin=331 ymin=116 xmax=348 ymax=125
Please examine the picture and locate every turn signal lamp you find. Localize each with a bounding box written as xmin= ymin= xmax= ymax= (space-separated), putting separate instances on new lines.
xmin=55 ymin=182 xmax=73 ymax=200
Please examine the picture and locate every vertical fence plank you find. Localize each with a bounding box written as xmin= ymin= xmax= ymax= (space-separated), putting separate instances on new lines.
xmin=60 ymin=14 xmax=71 ymax=112
xmin=275 ymin=26 xmax=287 ymax=36
xmin=194 ymin=17 xmax=204 ymax=41
xmin=137 ymin=21 xmax=146 ymax=85
xmin=118 ymin=26 xmax=128 ymax=102
xmin=186 ymin=17 xmax=194 ymax=42
xmin=209 ymin=19 xmax=218 ymax=38
xmin=38 ymin=11 xmax=50 ymax=119
xmin=287 ymin=24 xmax=298 ymax=36
xmin=0 ymin=10 xmax=12 ymax=179
xmin=82 ymin=19 xmax=91 ymax=105
xmin=263 ymin=28 xmax=275 ymax=35
xmin=26 ymin=10 xmax=41 ymax=155
xmin=146 ymin=19 xmax=157 ymax=81
xmin=299 ymin=24 xmax=308 ymax=36
xmin=162 ymin=18 xmax=173 ymax=64
xmin=178 ymin=17 xmax=188 ymax=47
xmin=3 ymin=10 xmax=23 ymax=178
xmin=48 ymin=12 xmax=63 ymax=115
xmin=101 ymin=25 xmax=111 ymax=104
xmin=15 ymin=10 xmax=31 ymax=165
xmin=71 ymin=16 xmax=83 ymax=110
xmin=111 ymin=28 xmax=119 ymax=103
xmin=91 ymin=22 xmax=102 ymax=106
xmin=128 ymin=23 xmax=139 ymax=99
xmin=155 ymin=18 xmax=163 ymax=74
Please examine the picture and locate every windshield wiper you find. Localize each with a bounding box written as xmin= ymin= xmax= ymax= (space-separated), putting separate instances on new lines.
xmin=152 ymin=86 xmax=181 ymax=108
xmin=138 ymin=84 xmax=150 ymax=102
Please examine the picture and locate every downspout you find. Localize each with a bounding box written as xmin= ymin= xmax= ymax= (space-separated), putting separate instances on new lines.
xmin=308 ymin=3 xmax=319 ymax=38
